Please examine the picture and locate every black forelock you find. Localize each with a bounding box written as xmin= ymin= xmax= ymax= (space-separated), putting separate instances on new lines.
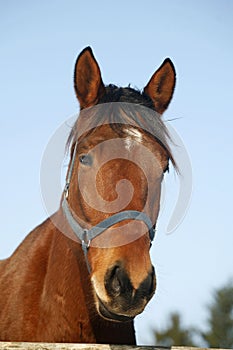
xmin=67 ymin=84 xmax=178 ymax=172
xmin=98 ymin=84 xmax=155 ymax=110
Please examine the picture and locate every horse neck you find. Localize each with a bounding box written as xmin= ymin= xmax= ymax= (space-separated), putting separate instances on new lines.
xmin=38 ymin=210 xmax=96 ymax=341
xmin=47 ymin=209 xmax=93 ymax=297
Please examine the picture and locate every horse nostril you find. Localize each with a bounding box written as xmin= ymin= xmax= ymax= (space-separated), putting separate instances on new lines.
xmin=147 ymin=266 xmax=156 ymax=295
xmin=105 ymin=265 xmax=130 ymax=297
xmin=136 ymin=267 xmax=156 ymax=299
xmin=111 ymin=266 xmax=121 ymax=295
xmin=150 ymin=268 xmax=156 ymax=293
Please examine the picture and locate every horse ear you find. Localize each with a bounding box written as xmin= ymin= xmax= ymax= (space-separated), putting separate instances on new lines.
xmin=74 ymin=47 xmax=105 ymax=109
xmin=144 ymin=58 xmax=176 ymax=114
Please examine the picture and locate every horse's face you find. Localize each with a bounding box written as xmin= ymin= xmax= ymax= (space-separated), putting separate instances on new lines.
xmin=69 ymin=47 xmax=176 ymax=321
xmin=74 ymin=124 xmax=169 ymax=321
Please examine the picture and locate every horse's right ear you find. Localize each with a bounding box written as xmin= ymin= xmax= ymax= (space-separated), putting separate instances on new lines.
xmin=74 ymin=47 xmax=105 ymax=109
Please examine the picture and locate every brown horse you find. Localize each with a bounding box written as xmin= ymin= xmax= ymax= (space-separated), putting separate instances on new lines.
xmin=0 ymin=47 xmax=176 ymax=344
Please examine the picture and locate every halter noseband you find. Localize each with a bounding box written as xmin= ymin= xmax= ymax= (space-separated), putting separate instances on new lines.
xmin=62 ymin=142 xmax=156 ymax=273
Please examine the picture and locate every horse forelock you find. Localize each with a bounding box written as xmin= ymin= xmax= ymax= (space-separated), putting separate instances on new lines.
xmin=67 ymin=86 xmax=177 ymax=171
xmin=99 ymin=85 xmax=155 ymax=109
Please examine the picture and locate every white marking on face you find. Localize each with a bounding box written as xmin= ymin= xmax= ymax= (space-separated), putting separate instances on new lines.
xmin=124 ymin=137 xmax=132 ymax=151
xmin=124 ymin=128 xmax=143 ymax=150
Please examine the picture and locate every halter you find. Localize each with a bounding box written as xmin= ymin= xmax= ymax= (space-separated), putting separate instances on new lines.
xmin=62 ymin=142 xmax=156 ymax=273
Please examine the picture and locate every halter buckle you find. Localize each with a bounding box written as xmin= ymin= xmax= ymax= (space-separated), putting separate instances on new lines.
xmin=81 ymin=229 xmax=91 ymax=251
xmin=64 ymin=183 xmax=70 ymax=199
xmin=81 ymin=229 xmax=91 ymax=273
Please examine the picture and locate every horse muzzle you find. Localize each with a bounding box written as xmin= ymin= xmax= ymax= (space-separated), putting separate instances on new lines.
xmin=97 ymin=264 xmax=156 ymax=322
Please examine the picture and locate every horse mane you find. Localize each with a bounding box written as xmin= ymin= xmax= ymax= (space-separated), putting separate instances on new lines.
xmin=67 ymin=84 xmax=177 ymax=170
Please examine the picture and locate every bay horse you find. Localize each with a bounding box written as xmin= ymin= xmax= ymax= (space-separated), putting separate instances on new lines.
xmin=0 ymin=47 xmax=176 ymax=344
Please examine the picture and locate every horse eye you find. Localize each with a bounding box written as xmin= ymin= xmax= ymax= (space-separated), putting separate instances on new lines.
xmin=79 ymin=154 xmax=92 ymax=166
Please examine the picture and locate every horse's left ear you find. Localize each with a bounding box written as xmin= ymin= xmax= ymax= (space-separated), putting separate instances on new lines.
xmin=74 ymin=47 xmax=106 ymax=109
xmin=144 ymin=58 xmax=176 ymax=114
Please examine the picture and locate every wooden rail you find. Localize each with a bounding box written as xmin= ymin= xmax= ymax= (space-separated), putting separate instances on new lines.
xmin=0 ymin=344 xmax=230 ymax=350
xmin=0 ymin=344 xmax=160 ymax=350
xmin=0 ymin=344 xmax=159 ymax=350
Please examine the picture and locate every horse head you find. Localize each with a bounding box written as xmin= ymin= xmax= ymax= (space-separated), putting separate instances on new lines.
xmin=63 ymin=47 xmax=176 ymax=322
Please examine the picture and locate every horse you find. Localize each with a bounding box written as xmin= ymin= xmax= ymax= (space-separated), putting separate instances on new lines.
xmin=0 ymin=47 xmax=176 ymax=344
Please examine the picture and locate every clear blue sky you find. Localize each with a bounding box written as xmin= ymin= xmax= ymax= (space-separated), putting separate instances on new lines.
xmin=1 ymin=0 xmax=233 ymax=345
